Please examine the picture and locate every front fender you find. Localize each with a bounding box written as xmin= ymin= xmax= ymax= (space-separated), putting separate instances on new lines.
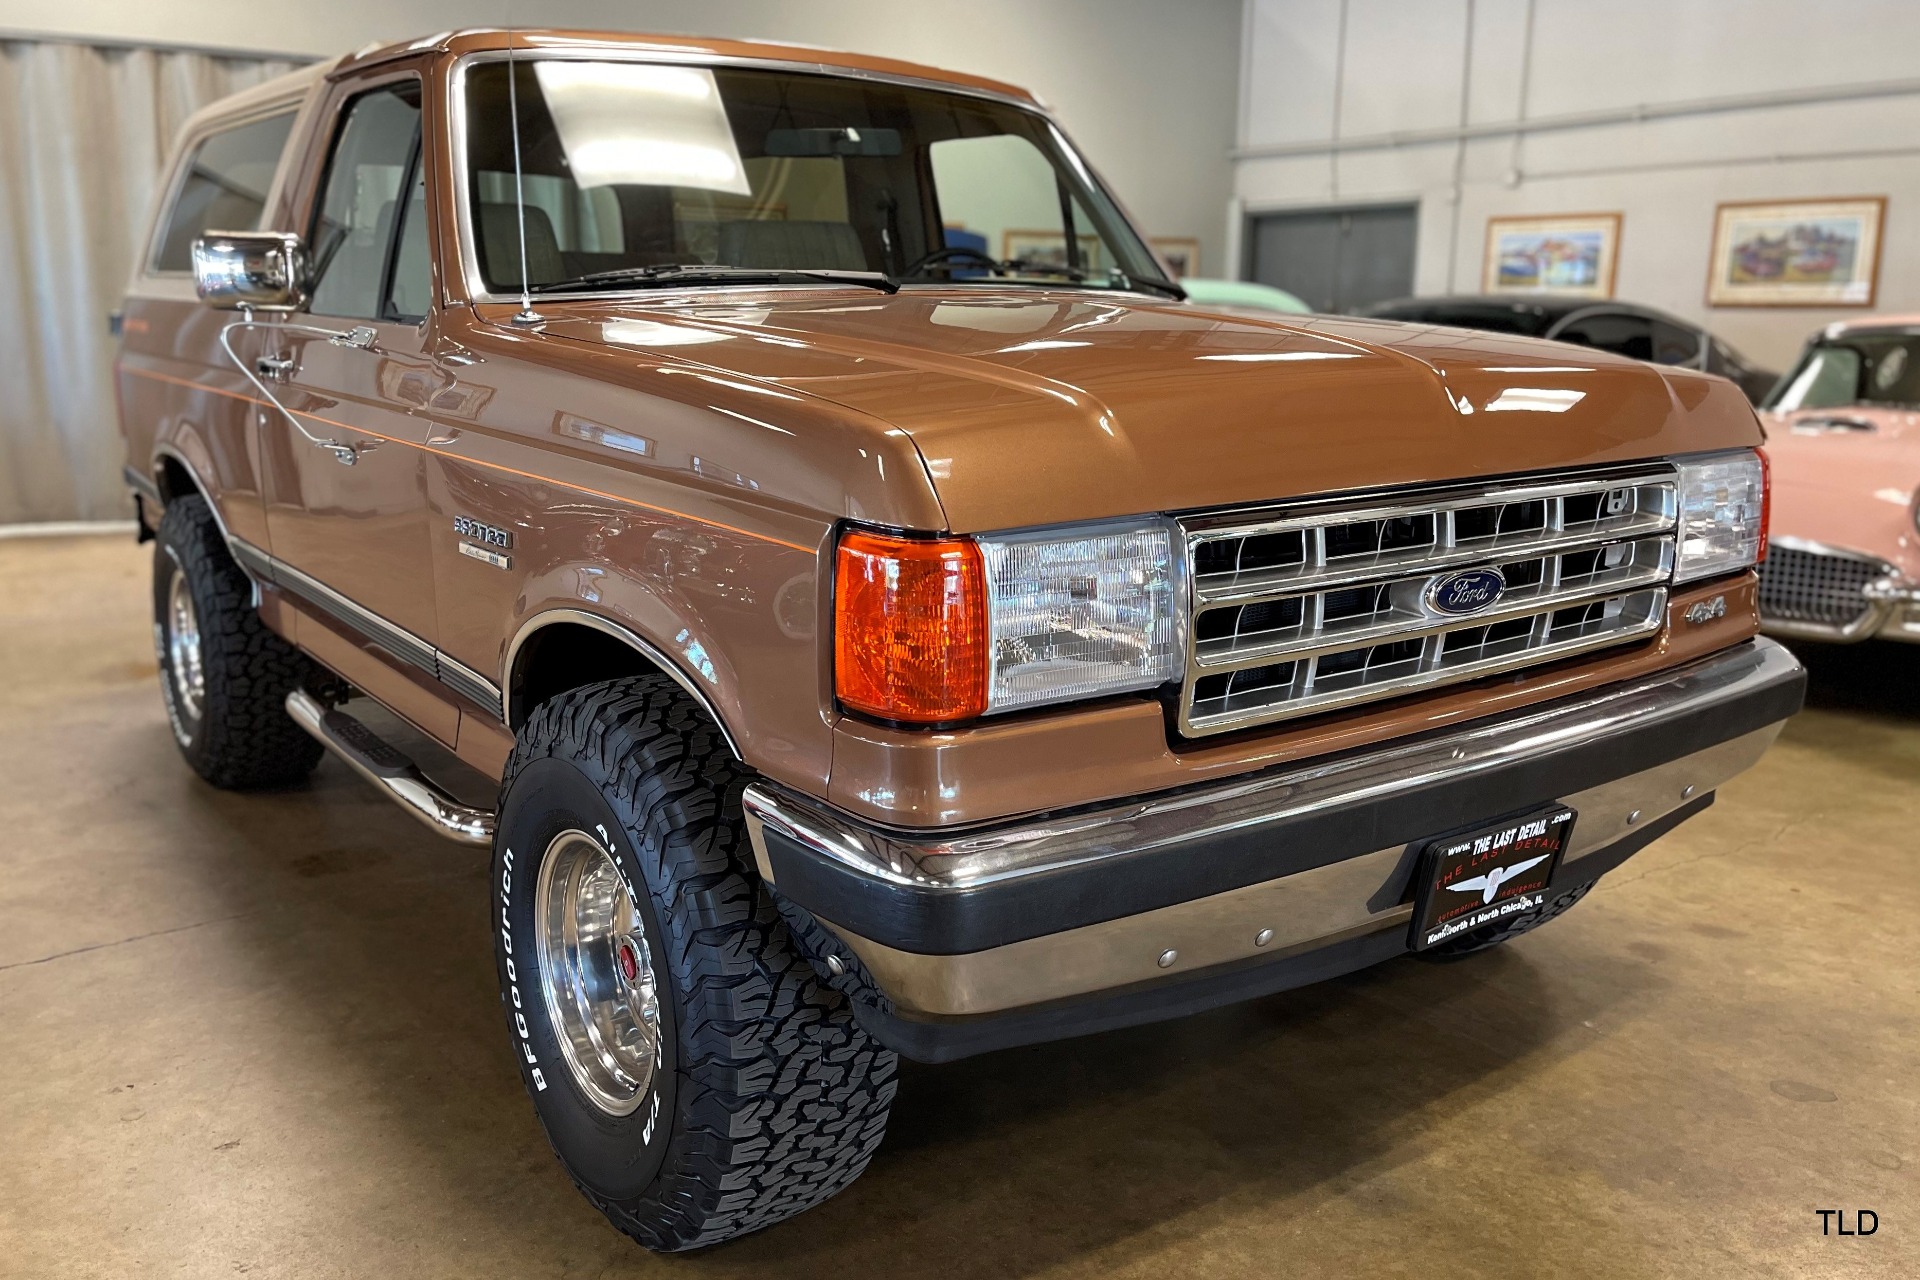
xmin=508 ymin=531 xmax=831 ymax=794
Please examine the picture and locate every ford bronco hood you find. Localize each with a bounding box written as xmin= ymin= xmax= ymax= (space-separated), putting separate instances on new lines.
xmin=533 ymin=290 xmax=1764 ymax=533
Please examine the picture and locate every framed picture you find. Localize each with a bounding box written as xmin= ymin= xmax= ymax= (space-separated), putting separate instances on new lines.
xmin=1706 ymin=197 xmax=1885 ymax=307
xmin=1001 ymin=229 xmax=1103 ymax=273
xmin=1149 ymin=237 xmax=1202 ymax=280
xmin=1482 ymin=213 xmax=1621 ymax=299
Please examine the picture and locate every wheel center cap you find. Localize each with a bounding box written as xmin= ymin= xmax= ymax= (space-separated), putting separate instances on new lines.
xmin=617 ymin=939 xmax=640 ymax=984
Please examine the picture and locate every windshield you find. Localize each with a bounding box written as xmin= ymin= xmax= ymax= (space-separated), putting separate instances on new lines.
xmin=460 ymin=59 xmax=1173 ymax=296
xmin=1765 ymin=332 xmax=1920 ymax=412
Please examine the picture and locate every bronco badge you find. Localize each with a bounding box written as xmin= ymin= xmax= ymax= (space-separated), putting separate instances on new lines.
xmin=453 ymin=515 xmax=513 ymax=549
xmin=1427 ymin=567 xmax=1506 ymax=616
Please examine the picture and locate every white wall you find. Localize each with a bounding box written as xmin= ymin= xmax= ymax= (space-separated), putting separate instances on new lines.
xmin=0 ymin=0 xmax=1242 ymax=275
xmin=1236 ymin=0 xmax=1920 ymax=369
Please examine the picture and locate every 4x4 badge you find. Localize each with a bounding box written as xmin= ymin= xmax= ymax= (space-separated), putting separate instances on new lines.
xmin=1685 ymin=595 xmax=1728 ymax=625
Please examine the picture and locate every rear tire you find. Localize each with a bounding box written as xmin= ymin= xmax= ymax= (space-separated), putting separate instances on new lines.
xmin=493 ymin=675 xmax=896 ymax=1251
xmin=1416 ymin=881 xmax=1596 ymax=961
xmin=152 ymin=495 xmax=323 ymax=789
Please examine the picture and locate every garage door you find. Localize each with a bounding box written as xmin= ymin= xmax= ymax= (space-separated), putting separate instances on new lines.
xmin=1247 ymin=203 xmax=1417 ymax=314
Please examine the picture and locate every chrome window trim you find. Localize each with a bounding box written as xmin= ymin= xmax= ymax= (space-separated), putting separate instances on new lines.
xmin=503 ymin=607 xmax=742 ymax=757
xmin=444 ymin=48 xmax=1118 ymax=308
xmin=139 ymin=100 xmax=308 ymax=281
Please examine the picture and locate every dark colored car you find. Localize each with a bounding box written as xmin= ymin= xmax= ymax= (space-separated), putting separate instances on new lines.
xmin=1363 ymin=295 xmax=1779 ymax=404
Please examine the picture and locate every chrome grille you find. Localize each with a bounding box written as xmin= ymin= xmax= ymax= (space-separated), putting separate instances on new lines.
xmin=1758 ymin=544 xmax=1887 ymax=627
xmin=1178 ymin=470 xmax=1678 ymax=736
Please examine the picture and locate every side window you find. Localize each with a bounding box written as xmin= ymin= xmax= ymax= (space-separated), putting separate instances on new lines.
xmin=308 ymin=81 xmax=424 ymax=321
xmin=1652 ymin=320 xmax=1702 ymax=367
xmin=152 ymin=112 xmax=296 ymax=272
xmin=388 ymin=162 xmax=432 ymax=322
xmin=929 ymin=134 xmax=1104 ymax=271
xmin=1554 ymin=312 xmax=1654 ymax=362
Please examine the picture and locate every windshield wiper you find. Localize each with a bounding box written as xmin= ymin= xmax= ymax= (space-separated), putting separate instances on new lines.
xmin=1115 ymin=271 xmax=1187 ymax=300
xmin=1000 ymin=257 xmax=1090 ymax=282
xmin=921 ymin=256 xmax=1187 ymax=299
xmin=528 ymin=264 xmax=898 ymax=294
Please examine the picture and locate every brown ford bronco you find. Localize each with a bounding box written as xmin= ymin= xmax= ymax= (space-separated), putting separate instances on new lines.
xmin=116 ymin=28 xmax=1804 ymax=1251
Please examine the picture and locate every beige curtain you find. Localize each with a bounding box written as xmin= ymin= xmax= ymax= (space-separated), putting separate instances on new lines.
xmin=0 ymin=38 xmax=309 ymax=524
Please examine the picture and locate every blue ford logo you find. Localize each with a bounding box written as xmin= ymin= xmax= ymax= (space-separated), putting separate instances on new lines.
xmin=1427 ymin=567 xmax=1506 ymax=616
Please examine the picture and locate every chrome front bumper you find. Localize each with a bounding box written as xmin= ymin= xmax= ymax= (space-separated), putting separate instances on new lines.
xmin=744 ymin=639 xmax=1803 ymax=1051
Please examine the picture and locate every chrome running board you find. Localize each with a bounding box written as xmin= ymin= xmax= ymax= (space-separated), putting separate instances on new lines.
xmin=285 ymin=689 xmax=496 ymax=846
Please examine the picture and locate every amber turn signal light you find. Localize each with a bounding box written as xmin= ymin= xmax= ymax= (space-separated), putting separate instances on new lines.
xmin=834 ymin=529 xmax=988 ymax=723
xmin=1755 ymin=446 xmax=1771 ymax=564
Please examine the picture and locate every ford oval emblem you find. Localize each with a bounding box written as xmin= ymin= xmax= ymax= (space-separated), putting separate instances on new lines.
xmin=1427 ymin=567 xmax=1506 ymax=616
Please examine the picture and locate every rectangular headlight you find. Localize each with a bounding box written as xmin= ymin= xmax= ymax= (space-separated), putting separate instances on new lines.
xmin=977 ymin=520 xmax=1180 ymax=714
xmin=1674 ymin=449 xmax=1768 ymax=584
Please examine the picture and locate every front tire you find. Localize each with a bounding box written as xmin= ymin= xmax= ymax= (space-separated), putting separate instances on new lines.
xmin=152 ymin=495 xmax=323 ymax=789
xmin=493 ymin=676 xmax=896 ymax=1251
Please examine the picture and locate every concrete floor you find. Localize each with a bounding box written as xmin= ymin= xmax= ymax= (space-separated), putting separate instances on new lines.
xmin=0 ymin=533 xmax=1913 ymax=1280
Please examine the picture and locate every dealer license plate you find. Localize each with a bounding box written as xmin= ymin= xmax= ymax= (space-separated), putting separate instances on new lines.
xmin=1410 ymin=805 xmax=1576 ymax=951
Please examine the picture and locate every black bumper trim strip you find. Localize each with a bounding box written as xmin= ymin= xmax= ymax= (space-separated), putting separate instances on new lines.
xmin=763 ymin=650 xmax=1802 ymax=955
xmin=854 ymin=794 xmax=1713 ymax=1063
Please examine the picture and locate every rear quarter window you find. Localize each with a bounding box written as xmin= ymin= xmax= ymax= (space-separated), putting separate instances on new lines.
xmin=151 ymin=112 xmax=297 ymax=273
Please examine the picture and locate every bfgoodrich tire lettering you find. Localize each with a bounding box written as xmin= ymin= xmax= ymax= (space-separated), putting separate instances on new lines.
xmin=152 ymin=495 xmax=323 ymax=789
xmin=493 ymin=676 xmax=896 ymax=1251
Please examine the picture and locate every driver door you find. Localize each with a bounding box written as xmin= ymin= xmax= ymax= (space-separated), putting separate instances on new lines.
xmin=260 ymin=71 xmax=453 ymax=737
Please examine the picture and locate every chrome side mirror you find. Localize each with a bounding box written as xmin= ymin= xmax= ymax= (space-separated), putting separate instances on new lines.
xmin=191 ymin=231 xmax=307 ymax=311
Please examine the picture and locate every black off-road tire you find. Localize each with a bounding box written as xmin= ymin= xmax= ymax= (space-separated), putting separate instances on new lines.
xmin=1415 ymin=880 xmax=1596 ymax=961
xmin=493 ymin=675 xmax=896 ymax=1251
xmin=152 ymin=495 xmax=323 ymax=789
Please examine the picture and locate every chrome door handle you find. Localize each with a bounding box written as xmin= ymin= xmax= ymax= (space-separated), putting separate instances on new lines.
xmin=319 ymin=437 xmax=379 ymax=466
xmin=255 ymin=353 xmax=295 ymax=382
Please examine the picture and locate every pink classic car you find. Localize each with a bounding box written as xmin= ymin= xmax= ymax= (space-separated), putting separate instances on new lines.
xmin=1758 ymin=316 xmax=1920 ymax=642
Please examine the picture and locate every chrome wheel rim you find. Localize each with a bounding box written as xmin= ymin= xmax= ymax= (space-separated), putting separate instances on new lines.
xmin=534 ymin=830 xmax=661 ymax=1115
xmin=165 ymin=565 xmax=206 ymax=732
